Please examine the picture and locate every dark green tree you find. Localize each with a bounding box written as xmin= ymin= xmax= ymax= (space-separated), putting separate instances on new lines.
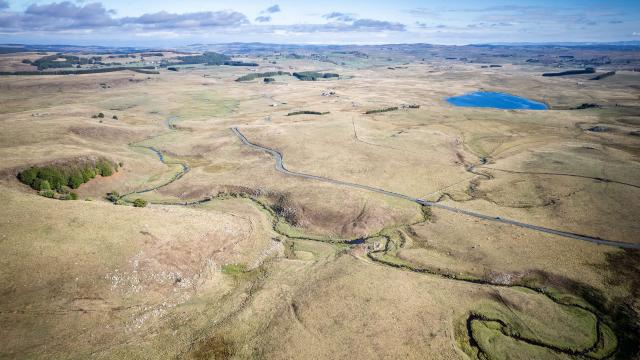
xmin=68 ymin=169 xmax=85 ymax=189
xmin=18 ymin=167 xmax=39 ymax=187
xmin=38 ymin=180 xmax=51 ymax=191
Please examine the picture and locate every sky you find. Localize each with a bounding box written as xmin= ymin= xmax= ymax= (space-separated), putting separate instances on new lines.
xmin=0 ymin=0 xmax=639 ymax=46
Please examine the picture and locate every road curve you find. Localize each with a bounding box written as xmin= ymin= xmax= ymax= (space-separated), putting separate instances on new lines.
xmin=231 ymin=127 xmax=639 ymax=249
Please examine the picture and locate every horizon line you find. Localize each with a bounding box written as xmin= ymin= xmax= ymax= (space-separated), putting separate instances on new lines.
xmin=2 ymin=40 xmax=640 ymax=50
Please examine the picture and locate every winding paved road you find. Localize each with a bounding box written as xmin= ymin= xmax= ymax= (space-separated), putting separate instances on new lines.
xmin=231 ymin=127 xmax=639 ymax=249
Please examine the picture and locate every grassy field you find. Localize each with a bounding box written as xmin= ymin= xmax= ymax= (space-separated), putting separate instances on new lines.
xmin=0 ymin=52 xmax=638 ymax=359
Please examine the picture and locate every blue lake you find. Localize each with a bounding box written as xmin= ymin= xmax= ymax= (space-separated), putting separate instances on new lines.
xmin=446 ymin=91 xmax=548 ymax=110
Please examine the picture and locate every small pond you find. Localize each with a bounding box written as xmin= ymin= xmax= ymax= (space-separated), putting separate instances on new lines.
xmin=446 ymin=91 xmax=548 ymax=110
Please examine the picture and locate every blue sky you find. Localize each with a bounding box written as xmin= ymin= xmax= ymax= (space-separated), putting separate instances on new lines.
xmin=0 ymin=0 xmax=639 ymax=46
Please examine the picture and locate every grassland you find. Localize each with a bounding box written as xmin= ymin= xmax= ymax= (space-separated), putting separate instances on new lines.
xmin=0 ymin=48 xmax=639 ymax=359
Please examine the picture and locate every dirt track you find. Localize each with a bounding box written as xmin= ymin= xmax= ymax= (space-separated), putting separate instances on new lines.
xmin=231 ymin=127 xmax=639 ymax=249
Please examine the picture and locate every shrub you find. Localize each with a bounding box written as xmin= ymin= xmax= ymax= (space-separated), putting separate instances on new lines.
xmin=96 ymin=160 xmax=114 ymax=176
xmin=106 ymin=191 xmax=120 ymax=203
xmin=68 ymin=170 xmax=85 ymax=189
xmin=81 ymin=167 xmax=96 ymax=182
xmin=97 ymin=112 xmax=105 ymax=118
xmin=39 ymin=189 xmax=55 ymax=198
xmin=37 ymin=166 xmax=67 ymax=191
xmin=112 ymin=115 xmax=118 ymax=120
xmin=133 ymin=198 xmax=148 ymax=207
xmin=18 ymin=167 xmax=39 ymax=187
xmin=38 ymin=180 xmax=51 ymax=191
xmin=69 ymin=192 xmax=78 ymax=200
xmin=32 ymin=178 xmax=43 ymax=191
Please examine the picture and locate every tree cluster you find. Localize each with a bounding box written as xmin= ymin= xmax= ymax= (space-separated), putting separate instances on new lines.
xmin=236 ymin=71 xmax=291 ymax=82
xmin=292 ymin=72 xmax=339 ymax=81
xmin=31 ymin=54 xmax=103 ymax=70
xmin=18 ymin=159 xmax=118 ymax=199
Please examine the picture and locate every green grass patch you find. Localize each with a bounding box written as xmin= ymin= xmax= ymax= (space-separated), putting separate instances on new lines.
xmin=466 ymin=299 xmax=599 ymax=355
xmin=586 ymin=322 xmax=618 ymax=358
xmin=221 ymin=263 xmax=248 ymax=275
xmin=470 ymin=320 xmax=563 ymax=360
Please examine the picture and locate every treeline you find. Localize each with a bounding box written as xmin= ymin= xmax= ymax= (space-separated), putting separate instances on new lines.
xmin=235 ymin=71 xmax=341 ymax=82
xmin=27 ymin=54 xmax=103 ymax=70
xmin=365 ymin=107 xmax=399 ymax=114
xmin=286 ymin=111 xmax=329 ymax=116
xmin=130 ymin=68 xmax=159 ymax=74
xmin=292 ymin=72 xmax=339 ymax=81
xmin=223 ymin=61 xmax=259 ymax=66
xmin=108 ymin=54 xmax=137 ymax=59
xmin=572 ymin=103 xmax=601 ymax=110
xmin=590 ymin=71 xmax=615 ymax=80
xmin=106 ymin=53 xmax=163 ymax=59
xmin=236 ymin=71 xmax=291 ymax=82
xmin=175 ymin=52 xmax=230 ymax=65
xmin=170 ymin=52 xmax=258 ymax=67
xmin=542 ymin=67 xmax=595 ymax=77
xmin=18 ymin=158 xmax=118 ymax=198
xmin=0 ymin=66 xmax=157 ymax=76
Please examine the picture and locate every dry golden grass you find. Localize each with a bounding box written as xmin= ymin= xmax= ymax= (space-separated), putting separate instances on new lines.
xmin=0 ymin=55 xmax=638 ymax=359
